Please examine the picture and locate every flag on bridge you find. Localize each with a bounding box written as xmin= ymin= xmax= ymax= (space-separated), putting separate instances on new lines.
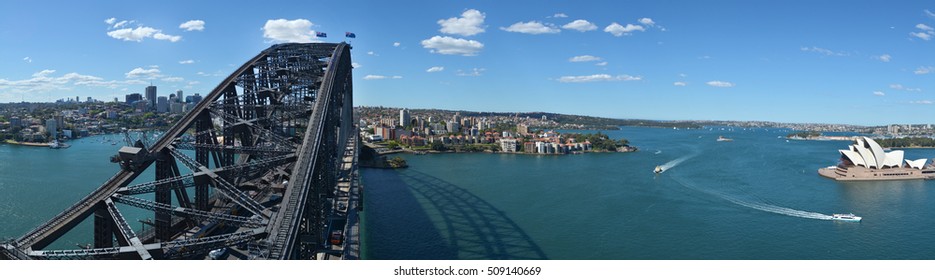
xmin=345 ymin=32 xmax=356 ymax=38
xmin=316 ymin=32 xmax=327 ymax=38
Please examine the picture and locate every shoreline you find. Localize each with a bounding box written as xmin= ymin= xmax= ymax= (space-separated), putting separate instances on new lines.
xmin=3 ymin=140 xmax=51 ymax=147
xmin=384 ymin=147 xmax=637 ymax=156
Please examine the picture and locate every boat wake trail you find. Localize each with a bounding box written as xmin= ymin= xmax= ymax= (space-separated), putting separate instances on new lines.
xmin=658 ymin=151 xmax=698 ymax=172
xmin=670 ymin=175 xmax=832 ymax=220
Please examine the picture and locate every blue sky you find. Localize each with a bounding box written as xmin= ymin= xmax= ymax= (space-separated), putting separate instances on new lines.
xmin=1 ymin=1 xmax=933 ymax=126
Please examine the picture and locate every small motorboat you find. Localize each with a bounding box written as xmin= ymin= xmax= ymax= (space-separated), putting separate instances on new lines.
xmin=831 ymin=213 xmax=862 ymax=222
xmin=654 ymin=166 xmax=664 ymax=174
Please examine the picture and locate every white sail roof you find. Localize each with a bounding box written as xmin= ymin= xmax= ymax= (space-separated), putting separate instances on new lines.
xmin=882 ymin=150 xmax=904 ymax=168
xmin=863 ymin=137 xmax=887 ymax=168
xmin=853 ymin=144 xmax=877 ymax=168
xmin=906 ymin=158 xmax=927 ymax=170
xmin=840 ymin=149 xmax=866 ymax=167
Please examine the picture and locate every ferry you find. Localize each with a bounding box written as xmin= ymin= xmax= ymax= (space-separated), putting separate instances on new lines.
xmin=831 ymin=213 xmax=862 ymax=222
xmin=654 ymin=166 xmax=664 ymax=174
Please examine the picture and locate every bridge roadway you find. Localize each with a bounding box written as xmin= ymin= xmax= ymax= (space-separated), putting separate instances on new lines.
xmin=3 ymin=42 xmax=356 ymax=259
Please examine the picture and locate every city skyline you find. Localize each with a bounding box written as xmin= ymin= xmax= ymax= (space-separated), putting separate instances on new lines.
xmin=1 ymin=1 xmax=933 ymax=126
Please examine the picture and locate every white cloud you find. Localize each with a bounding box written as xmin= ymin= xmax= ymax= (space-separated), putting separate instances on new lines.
xmin=875 ymin=54 xmax=891 ymax=62
xmin=873 ymin=91 xmax=886 ymax=96
xmin=438 ymin=9 xmax=486 ymax=36
xmin=562 ymin=19 xmax=597 ymax=32
xmin=426 ymin=66 xmax=445 ymax=73
xmin=604 ymin=22 xmax=645 ymax=36
xmin=911 ymin=100 xmax=932 ymax=104
xmin=262 ymin=19 xmax=317 ymax=43
xmin=363 ymin=75 xmax=402 ymax=80
xmin=915 ymin=66 xmax=933 ymax=75
xmin=351 ymin=62 xmax=361 ymax=68
xmin=800 ymin=46 xmax=848 ymax=56
xmin=917 ymin=23 xmax=934 ymax=31
xmin=125 ymin=67 xmax=162 ymax=79
xmin=107 ymin=26 xmax=158 ymax=42
xmin=926 ymin=9 xmax=935 ymax=18
xmin=674 ymin=81 xmax=687 ymax=86
xmin=179 ymin=60 xmax=195 ymax=64
xmin=366 ymin=51 xmax=377 ymax=56
xmin=153 ymin=32 xmax=181 ymax=42
xmin=179 ymin=20 xmax=205 ymax=31
xmin=23 ymin=57 xmax=31 ymax=63
xmin=456 ymin=68 xmax=486 ymax=77
xmin=552 ymin=13 xmax=568 ymax=18
xmin=557 ymin=74 xmax=641 ymax=83
xmin=0 ymin=69 xmax=135 ymax=94
xmin=113 ymin=20 xmax=130 ymax=29
xmin=706 ymin=80 xmax=735 ymax=87
xmin=188 ymin=81 xmax=200 ymax=85
xmin=105 ymin=18 xmax=116 ymax=25
xmin=638 ymin=18 xmax=655 ymax=26
xmin=890 ymin=84 xmax=904 ymax=90
xmin=162 ymin=77 xmax=184 ymax=82
xmin=393 ymin=42 xmax=400 ymax=47
xmin=910 ymin=32 xmax=932 ymax=40
xmin=595 ymin=61 xmax=608 ymax=66
xmin=569 ymin=55 xmax=602 ymax=62
xmin=421 ymin=36 xmax=484 ymax=56
xmin=501 ymin=21 xmax=560 ymax=34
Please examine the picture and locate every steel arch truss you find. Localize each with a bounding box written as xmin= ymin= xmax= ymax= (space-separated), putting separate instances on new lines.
xmin=1 ymin=43 xmax=354 ymax=260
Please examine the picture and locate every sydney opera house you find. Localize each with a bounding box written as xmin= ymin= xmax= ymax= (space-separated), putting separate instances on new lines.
xmin=818 ymin=137 xmax=935 ymax=181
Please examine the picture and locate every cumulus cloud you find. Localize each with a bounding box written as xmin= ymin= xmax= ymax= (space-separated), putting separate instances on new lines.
xmin=674 ymin=81 xmax=687 ymax=86
xmin=706 ymin=80 xmax=735 ymax=87
xmin=557 ymin=74 xmax=641 ymax=83
xmin=438 ymin=9 xmax=485 ymax=36
xmin=421 ymin=36 xmax=484 ymax=56
xmin=915 ymin=66 xmax=933 ymax=75
xmin=162 ymin=76 xmax=184 ymax=82
xmin=23 ymin=57 xmax=31 ymax=63
xmin=179 ymin=59 xmax=195 ymax=64
xmin=104 ymin=19 xmax=181 ymax=42
xmin=595 ymin=61 xmax=608 ymax=66
xmin=456 ymin=68 xmax=486 ymax=77
xmin=604 ymin=22 xmax=645 ymax=36
xmin=125 ymin=67 xmax=162 ymax=79
xmin=363 ymin=75 xmax=403 ymax=80
xmin=562 ymin=19 xmax=597 ymax=32
xmin=873 ymin=91 xmax=885 ymax=96
xmin=393 ymin=42 xmax=400 ymax=47
xmin=426 ymin=66 xmax=445 ymax=73
xmin=351 ymin=62 xmax=361 ymax=68
xmin=179 ymin=20 xmax=205 ymax=31
xmin=917 ymin=23 xmax=934 ymax=31
xmin=501 ymin=21 xmax=560 ymax=34
xmin=875 ymin=54 xmax=891 ymax=62
xmin=911 ymin=32 xmax=932 ymax=40
xmin=638 ymin=18 xmax=655 ymax=26
xmin=552 ymin=13 xmax=568 ymax=18
xmin=569 ymin=55 xmax=602 ymax=62
xmin=262 ymin=19 xmax=317 ymax=43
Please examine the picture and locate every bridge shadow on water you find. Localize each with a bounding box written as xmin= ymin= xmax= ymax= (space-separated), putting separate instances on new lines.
xmin=363 ymin=169 xmax=547 ymax=260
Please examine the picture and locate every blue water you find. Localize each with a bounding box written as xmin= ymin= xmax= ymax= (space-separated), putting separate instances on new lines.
xmin=361 ymin=126 xmax=935 ymax=259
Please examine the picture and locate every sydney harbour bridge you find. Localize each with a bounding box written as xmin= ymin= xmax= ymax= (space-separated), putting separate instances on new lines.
xmin=0 ymin=42 xmax=361 ymax=260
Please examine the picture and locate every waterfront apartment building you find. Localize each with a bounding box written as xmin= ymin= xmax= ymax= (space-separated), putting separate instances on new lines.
xmin=500 ymin=138 xmax=517 ymax=153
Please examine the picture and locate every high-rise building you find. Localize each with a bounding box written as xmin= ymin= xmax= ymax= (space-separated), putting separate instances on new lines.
xmin=126 ymin=93 xmax=142 ymax=104
xmin=191 ymin=93 xmax=203 ymax=104
xmin=157 ymin=96 xmax=169 ymax=113
xmin=399 ymin=109 xmax=410 ymax=127
xmin=146 ymin=85 xmax=157 ymax=110
xmin=46 ymin=118 xmax=57 ymax=140
xmin=176 ymin=90 xmax=183 ymax=103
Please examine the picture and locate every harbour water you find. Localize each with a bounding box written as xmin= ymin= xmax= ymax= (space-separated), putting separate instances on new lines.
xmin=361 ymin=126 xmax=935 ymax=259
xmin=2 ymin=127 xmax=935 ymax=258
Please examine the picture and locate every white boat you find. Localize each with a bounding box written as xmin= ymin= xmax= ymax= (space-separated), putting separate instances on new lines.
xmin=831 ymin=213 xmax=862 ymax=222
xmin=716 ymin=136 xmax=733 ymax=142
xmin=654 ymin=166 xmax=664 ymax=174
